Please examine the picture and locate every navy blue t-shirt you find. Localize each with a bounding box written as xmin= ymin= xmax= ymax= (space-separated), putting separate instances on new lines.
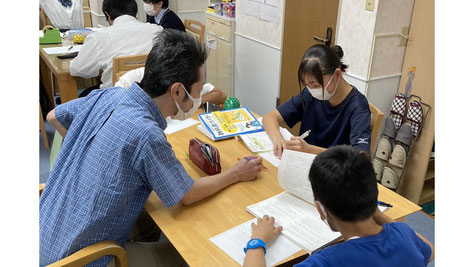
xmin=295 ymin=222 xmax=432 ymax=267
xmin=277 ymin=86 xmax=371 ymax=152
xmin=146 ymin=9 xmax=185 ymax=32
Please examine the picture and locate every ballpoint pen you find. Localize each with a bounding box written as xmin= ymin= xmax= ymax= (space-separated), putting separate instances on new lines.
xmin=299 ymin=129 xmax=311 ymax=140
xmin=67 ymin=46 xmax=73 ymax=51
xmin=377 ymin=200 xmax=393 ymax=208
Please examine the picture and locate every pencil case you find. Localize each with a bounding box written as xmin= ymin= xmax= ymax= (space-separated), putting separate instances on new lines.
xmin=189 ymin=138 xmax=221 ymax=175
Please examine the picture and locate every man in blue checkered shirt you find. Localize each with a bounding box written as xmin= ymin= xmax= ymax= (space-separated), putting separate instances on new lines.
xmin=40 ymin=29 xmax=264 ymax=266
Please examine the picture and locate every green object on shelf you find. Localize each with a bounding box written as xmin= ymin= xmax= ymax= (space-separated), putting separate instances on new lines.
xmin=40 ymin=26 xmax=62 ymax=44
xmin=224 ymin=97 xmax=240 ymax=110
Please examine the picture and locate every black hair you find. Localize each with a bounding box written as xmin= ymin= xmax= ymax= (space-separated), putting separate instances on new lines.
xmin=297 ymin=45 xmax=348 ymax=106
xmin=102 ymin=0 xmax=138 ymax=21
xmin=308 ymin=145 xmax=378 ymax=222
xmin=140 ymin=29 xmax=207 ymax=98
xmin=144 ymin=0 xmax=169 ymax=8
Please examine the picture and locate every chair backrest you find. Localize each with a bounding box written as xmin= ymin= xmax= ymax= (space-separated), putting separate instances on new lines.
xmin=40 ymin=8 xmax=51 ymax=28
xmin=112 ymin=54 xmax=148 ymax=85
xmin=184 ymin=19 xmax=206 ymax=44
xmin=40 ymin=184 xmax=45 ymax=196
xmin=83 ymin=0 xmax=92 ymax=27
xmin=369 ymin=102 xmax=384 ymax=157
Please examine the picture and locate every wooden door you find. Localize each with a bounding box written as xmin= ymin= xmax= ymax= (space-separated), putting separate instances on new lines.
xmin=279 ymin=0 xmax=340 ymax=134
xmin=396 ymin=0 xmax=435 ymax=204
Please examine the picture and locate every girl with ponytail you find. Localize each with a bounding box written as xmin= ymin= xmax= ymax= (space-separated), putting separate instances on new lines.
xmin=263 ymin=44 xmax=371 ymax=158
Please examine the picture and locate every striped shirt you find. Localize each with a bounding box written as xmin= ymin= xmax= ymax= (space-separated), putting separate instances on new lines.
xmin=40 ymin=83 xmax=194 ymax=266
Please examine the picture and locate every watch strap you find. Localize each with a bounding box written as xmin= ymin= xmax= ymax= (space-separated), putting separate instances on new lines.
xmin=243 ymin=238 xmax=267 ymax=255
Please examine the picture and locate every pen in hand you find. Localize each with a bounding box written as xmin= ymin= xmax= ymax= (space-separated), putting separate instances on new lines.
xmin=299 ymin=129 xmax=311 ymax=140
xmin=237 ymin=156 xmax=267 ymax=170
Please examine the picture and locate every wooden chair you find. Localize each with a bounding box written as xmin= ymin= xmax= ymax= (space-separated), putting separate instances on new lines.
xmin=184 ymin=19 xmax=206 ymax=44
xmin=40 ymin=8 xmax=51 ymax=28
xmin=83 ymin=0 xmax=92 ymax=27
xmin=369 ymin=102 xmax=384 ymax=157
xmin=40 ymin=184 xmax=128 ymax=267
xmin=40 ymin=104 xmax=50 ymax=150
xmin=112 ymin=54 xmax=148 ymax=85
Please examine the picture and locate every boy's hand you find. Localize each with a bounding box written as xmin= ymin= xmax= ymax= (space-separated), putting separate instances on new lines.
xmin=231 ymin=156 xmax=263 ymax=182
xmin=250 ymin=215 xmax=283 ymax=244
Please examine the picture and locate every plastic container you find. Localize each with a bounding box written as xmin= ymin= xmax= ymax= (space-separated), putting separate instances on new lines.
xmin=64 ymin=28 xmax=93 ymax=40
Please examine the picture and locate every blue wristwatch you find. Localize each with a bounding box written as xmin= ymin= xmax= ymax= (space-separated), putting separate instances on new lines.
xmin=244 ymin=238 xmax=267 ymax=255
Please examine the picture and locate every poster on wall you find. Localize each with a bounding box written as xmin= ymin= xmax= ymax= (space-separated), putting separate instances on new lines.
xmin=241 ymin=0 xmax=278 ymax=23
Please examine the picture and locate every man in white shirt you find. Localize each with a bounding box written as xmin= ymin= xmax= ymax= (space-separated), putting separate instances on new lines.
xmin=115 ymin=67 xmax=227 ymax=106
xmin=69 ymin=0 xmax=163 ymax=93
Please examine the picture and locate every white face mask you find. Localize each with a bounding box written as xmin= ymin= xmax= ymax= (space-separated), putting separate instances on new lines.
xmin=307 ymin=72 xmax=338 ymax=101
xmin=143 ymin=3 xmax=157 ymax=16
xmin=171 ymin=84 xmax=202 ymax=120
xmin=317 ymin=201 xmax=331 ymax=229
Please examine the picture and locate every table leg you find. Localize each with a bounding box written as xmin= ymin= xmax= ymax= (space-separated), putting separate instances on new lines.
xmin=57 ymin=76 xmax=78 ymax=103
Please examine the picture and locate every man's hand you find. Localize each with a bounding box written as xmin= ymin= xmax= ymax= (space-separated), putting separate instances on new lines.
xmin=272 ymin=136 xmax=287 ymax=159
xmin=231 ymin=156 xmax=263 ymax=182
xmin=250 ymin=215 xmax=283 ymax=244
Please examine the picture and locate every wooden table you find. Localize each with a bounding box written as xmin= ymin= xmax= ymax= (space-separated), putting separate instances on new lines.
xmin=144 ymin=111 xmax=421 ymax=266
xmin=40 ymin=39 xmax=80 ymax=105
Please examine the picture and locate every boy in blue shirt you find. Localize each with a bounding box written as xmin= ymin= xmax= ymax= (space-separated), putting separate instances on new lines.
xmin=243 ymin=145 xmax=434 ymax=266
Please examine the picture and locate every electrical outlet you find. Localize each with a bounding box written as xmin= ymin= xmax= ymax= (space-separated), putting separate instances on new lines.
xmin=366 ymin=0 xmax=375 ymax=11
xmin=399 ymin=26 xmax=410 ymax=46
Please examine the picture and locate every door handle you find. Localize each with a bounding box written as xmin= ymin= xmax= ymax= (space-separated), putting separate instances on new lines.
xmin=314 ymin=27 xmax=333 ymax=46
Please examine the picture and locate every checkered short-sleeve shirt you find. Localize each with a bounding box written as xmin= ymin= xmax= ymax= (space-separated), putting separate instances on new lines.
xmin=39 ymin=83 xmax=194 ymax=266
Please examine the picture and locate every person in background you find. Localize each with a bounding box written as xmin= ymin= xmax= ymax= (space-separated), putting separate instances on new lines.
xmin=40 ymin=29 xmax=263 ymax=267
xmin=69 ymin=0 xmax=162 ymax=96
xmin=143 ymin=0 xmax=185 ymax=31
xmin=263 ymin=45 xmax=371 ymax=159
xmin=243 ymin=145 xmax=434 ymax=267
xmin=115 ymin=66 xmax=227 ymax=107
xmin=40 ymin=0 xmax=84 ymax=29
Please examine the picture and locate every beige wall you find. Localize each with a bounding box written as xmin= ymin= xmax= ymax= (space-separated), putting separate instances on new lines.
xmin=235 ymin=0 xmax=284 ymax=49
xmin=336 ymin=0 xmax=415 ymax=117
xmin=336 ymin=0 xmax=379 ymax=81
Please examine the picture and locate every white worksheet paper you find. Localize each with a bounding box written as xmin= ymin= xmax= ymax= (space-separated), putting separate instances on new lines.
xmin=42 ymin=45 xmax=82 ymax=55
xmin=210 ymin=218 xmax=301 ymax=266
xmin=164 ymin=117 xmax=199 ymax=134
xmin=260 ymin=151 xmax=281 ymax=168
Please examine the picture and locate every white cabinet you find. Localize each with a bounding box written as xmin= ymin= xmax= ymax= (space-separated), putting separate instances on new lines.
xmin=205 ymin=12 xmax=234 ymax=97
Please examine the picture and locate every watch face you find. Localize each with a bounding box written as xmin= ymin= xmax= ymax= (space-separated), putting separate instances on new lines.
xmin=249 ymin=240 xmax=259 ymax=246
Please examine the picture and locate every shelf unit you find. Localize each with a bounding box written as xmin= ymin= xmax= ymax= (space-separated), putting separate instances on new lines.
xmin=205 ymin=12 xmax=235 ymax=97
xmin=419 ymin=158 xmax=434 ymax=205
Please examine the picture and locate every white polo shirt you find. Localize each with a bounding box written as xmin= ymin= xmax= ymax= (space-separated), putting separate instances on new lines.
xmin=114 ymin=67 xmax=215 ymax=95
xmin=70 ymin=15 xmax=163 ymax=89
